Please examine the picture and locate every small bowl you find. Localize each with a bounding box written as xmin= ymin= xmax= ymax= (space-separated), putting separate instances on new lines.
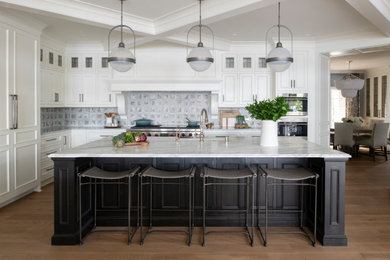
xmin=187 ymin=121 xmax=199 ymax=127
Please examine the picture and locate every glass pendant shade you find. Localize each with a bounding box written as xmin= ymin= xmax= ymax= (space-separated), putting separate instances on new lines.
xmin=265 ymin=2 xmax=294 ymax=72
xmin=187 ymin=45 xmax=214 ymax=72
xmin=107 ymin=0 xmax=136 ymax=73
xmin=266 ymin=44 xmax=293 ymax=72
xmin=109 ymin=45 xmax=135 ymax=72
xmin=335 ymin=74 xmax=364 ymax=102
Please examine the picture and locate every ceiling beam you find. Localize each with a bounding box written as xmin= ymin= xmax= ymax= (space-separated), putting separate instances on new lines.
xmin=345 ymin=0 xmax=390 ymax=36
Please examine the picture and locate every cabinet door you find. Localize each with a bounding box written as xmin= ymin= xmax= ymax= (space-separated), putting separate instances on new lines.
xmin=239 ymin=55 xmax=254 ymax=73
xmin=221 ymin=74 xmax=238 ymax=106
xmin=66 ymin=73 xmax=84 ymax=105
xmin=96 ymin=73 xmax=114 ymax=106
xmin=222 ymin=54 xmax=237 ymax=72
xmin=275 ymin=66 xmax=293 ymax=92
xmin=293 ymin=50 xmax=308 ymax=91
xmin=14 ymin=29 xmax=38 ymax=129
xmin=239 ymin=74 xmax=255 ymax=106
xmin=82 ymin=73 xmax=96 ymax=105
xmin=255 ymin=73 xmax=271 ymax=101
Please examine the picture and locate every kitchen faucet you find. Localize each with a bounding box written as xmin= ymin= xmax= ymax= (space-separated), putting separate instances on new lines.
xmin=199 ymin=108 xmax=208 ymax=142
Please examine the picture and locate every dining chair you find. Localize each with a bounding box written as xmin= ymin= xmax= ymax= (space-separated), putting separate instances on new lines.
xmin=356 ymin=123 xmax=389 ymax=161
xmin=333 ymin=122 xmax=355 ymax=156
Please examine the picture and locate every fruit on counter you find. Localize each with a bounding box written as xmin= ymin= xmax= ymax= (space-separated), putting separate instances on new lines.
xmin=112 ymin=132 xmax=147 ymax=147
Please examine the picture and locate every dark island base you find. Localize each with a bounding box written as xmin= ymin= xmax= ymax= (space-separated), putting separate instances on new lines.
xmin=51 ymin=157 xmax=347 ymax=246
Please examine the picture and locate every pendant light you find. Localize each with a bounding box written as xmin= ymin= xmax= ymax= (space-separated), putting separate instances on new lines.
xmin=186 ymin=0 xmax=214 ymax=72
xmin=107 ymin=0 xmax=136 ymax=72
xmin=335 ymin=61 xmax=364 ymax=102
xmin=265 ymin=2 xmax=293 ymax=72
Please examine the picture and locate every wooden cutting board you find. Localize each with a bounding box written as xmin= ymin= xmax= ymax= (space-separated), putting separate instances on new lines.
xmin=124 ymin=141 xmax=149 ymax=146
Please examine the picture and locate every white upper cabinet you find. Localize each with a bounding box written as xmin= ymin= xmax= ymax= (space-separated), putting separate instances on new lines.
xmin=222 ymin=54 xmax=238 ymax=73
xmin=96 ymin=73 xmax=116 ymax=107
xmin=221 ymin=74 xmax=239 ymax=106
xmin=239 ymin=74 xmax=255 ymax=105
xmin=275 ymin=49 xmax=310 ymax=93
xmin=255 ymin=72 xmax=271 ymax=101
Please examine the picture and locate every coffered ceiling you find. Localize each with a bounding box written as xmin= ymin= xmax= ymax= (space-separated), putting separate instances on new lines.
xmin=0 ymin=0 xmax=389 ymax=51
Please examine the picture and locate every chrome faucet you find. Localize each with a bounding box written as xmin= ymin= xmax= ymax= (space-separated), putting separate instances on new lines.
xmin=200 ymin=108 xmax=208 ymax=142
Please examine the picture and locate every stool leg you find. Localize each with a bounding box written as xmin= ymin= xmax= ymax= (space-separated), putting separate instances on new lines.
xmin=313 ymin=177 xmax=318 ymax=247
xmin=202 ymin=175 xmax=206 ymax=247
xmin=251 ymin=176 xmax=255 ymax=247
xmin=188 ymin=176 xmax=192 ymax=246
xmin=149 ymin=178 xmax=153 ymax=230
xmin=128 ymin=176 xmax=131 ymax=245
xmin=264 ymin=177 xmax=268 ymax=247
xmin=94 ymin=178 xmax=97 ymax=230
xmin=246 ymin=177 xmax=249 ymax=229
xmin=140 ymin=175 xmax=143 ymax=245
xmin=300 ymin=180 xmax=304 ymax=229
xmin=78 ymin=175 xmax=83 ymax=245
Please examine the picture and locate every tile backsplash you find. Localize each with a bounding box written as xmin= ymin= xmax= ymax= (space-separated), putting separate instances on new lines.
xmin=124 ymin=91 xmax=211 ymax=127
xmin=41 ymin=107 xmax=118 ymax=133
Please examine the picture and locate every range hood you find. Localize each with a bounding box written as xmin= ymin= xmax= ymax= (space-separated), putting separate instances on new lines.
xmin=110 ymin=78 xmax=222 ymax=92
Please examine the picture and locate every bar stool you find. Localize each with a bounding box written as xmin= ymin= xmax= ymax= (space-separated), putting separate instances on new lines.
xmin=201 ymin=165 xmax=257 ymax=247
xmin=258 ymin=167 xmax=319 ymax=247
xmin=139 ymin=166 xmax=196 ymax=246
xmin=78 ymin=166 xmax=140 ymax=245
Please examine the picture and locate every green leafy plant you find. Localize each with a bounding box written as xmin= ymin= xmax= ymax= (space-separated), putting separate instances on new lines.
xmin=245 ymin=97 xmax=290 ymax=122
xmin=206 ymin=122 xmax=214 ymax=126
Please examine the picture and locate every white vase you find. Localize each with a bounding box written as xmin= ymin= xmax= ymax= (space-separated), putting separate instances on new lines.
xmin=260 ymin=120 xmax=278 ymax=146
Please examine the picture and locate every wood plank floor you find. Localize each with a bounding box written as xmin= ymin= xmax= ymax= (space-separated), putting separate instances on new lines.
xmin=1 ymin=156 xmax=389 ymax=260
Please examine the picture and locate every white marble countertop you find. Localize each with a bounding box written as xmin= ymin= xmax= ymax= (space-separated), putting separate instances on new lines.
xmin=49 ymin=136 xmax=350 ymax=159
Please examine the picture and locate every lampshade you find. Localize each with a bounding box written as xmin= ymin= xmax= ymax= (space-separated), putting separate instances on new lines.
xmin=335 ymin=74 xmax=364 ymax=102
xmin=186 ymin=0 xmax=215 ymax=72
xmin=108 ymin=45 xmax=135 ymax=72
xmin=265 ymin=2 xmax=294 ymax=73
xmin=266 ymin=43 xmax=293 ymax=72
xmin=107 ymin=0 xmax=136 ymax=73
xmin=187 ymin=45 xmax=214 ymax=72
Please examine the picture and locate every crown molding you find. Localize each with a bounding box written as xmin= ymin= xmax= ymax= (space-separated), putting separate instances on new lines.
xmin=0 ymin=8 xmax=47 ymax=34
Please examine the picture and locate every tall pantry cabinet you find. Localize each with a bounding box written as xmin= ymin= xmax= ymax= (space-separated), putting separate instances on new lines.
xmin=0 ymin=18 xmax=41 ymax=206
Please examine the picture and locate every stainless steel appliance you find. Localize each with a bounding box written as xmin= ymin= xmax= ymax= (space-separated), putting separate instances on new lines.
xmin=129 ymin=126 xmax=201 ymax=138
xmin=278 ymin=122 xmax=307 ymax=136
xmin=281 ymin=93 xmax=308 ymax=116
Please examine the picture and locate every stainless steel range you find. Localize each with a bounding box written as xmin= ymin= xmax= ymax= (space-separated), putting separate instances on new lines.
xmin=129 ymin=126 xmax=201 ymax=138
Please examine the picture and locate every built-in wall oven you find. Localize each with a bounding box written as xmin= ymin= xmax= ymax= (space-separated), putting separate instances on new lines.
xmin=282 ymin=93 xmax=308 ymax=116
xmin=278 ymin=122 xmax=307 ymax=136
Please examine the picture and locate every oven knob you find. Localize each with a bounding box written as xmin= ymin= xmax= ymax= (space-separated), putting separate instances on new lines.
xmin=154 ymin=134 xmax=159 ymax=137
xmin=147 ymin=133 xmax=151 ymax=137
xmin=195 ymin=133 xmax=198 ymax=136
xmin=181 ymin=133 xmax=185 ymax=137
xmin=189 ymin=133 xmax=192 ymax=137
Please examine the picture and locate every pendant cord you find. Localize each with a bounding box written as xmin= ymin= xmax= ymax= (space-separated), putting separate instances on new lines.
xmin=199 ymin=0 xmax=202 ymax=43
xmin=120 ymin=0 xmax=123 ymax=43
xmin=277 ymin=2 xmax=280 ymax=43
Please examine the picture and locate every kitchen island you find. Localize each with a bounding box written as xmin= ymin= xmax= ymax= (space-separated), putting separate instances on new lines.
xmin=50 ymin=136 xmax=349 ymax=246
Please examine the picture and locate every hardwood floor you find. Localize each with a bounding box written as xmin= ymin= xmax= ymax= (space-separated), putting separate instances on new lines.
xmin=0 ymin=156 xmax=389 ymax=260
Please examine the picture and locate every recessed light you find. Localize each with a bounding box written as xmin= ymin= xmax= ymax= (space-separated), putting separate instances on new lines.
xmin=232 ymin=33 xmax=238 ymax=37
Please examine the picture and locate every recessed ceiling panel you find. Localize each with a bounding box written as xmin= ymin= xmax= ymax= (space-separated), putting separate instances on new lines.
xmin=76 ymin=0 xmax=195 ymax=19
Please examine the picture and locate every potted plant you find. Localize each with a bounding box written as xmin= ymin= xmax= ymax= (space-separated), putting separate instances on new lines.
xmin=245 ymin=97 xmax=289 ymax=146
xmin=206 ymin=122 xmax=214 ymax=129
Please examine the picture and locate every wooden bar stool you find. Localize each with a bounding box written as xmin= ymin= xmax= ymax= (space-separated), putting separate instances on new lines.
xmin=258 ymin=167 xmax=319 ymax=247
xmin=139 ymin=166 xmax=196 ymax=246
xmin=78 ymin=166 xmax=141 ymax=245
xmin=201 ymin=165 xmax=257 ymax=247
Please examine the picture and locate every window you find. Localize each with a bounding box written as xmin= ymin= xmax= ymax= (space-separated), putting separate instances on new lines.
xmin=382 ymin=76 xmax=387 ymax=118
xmin=374 ymin=77 xmax=379 ymax=117
xmin=330 ymin=87 xmax=346 ymax=128
xmin=40 ymin=49 xmax=43 ymax=62
xmin=85 ymin=57 xmax=93 ymax=68
xmin=101 ymin=57 xmax=109 ymax=68
xmin=225 ymin=57 xmax=234 ymax=69
xmin=258 ymin=58 xmax=266 ymax=68
xmin=58 ymin=55 xmax=62 ymax=67
xmin=71 ymin=57 xmax=78 ymax=68
xmin=243 ymin=57 xmax=252 ymax=68
xmin=366 ymin=78 xmax=370 ymax=117
xmin=49 ymin=52 xmax=54 ymax=64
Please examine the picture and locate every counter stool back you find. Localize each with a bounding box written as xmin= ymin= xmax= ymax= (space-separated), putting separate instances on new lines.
xmin=139 ymin=166 xmax=196 ymax=246
xmin=201 ymin=165 xmax=257 ymax=247
xmin=258 ymin=167 xmax=318 ymax=247
xmin=78 ymin=166 xmax=141 ymax=245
